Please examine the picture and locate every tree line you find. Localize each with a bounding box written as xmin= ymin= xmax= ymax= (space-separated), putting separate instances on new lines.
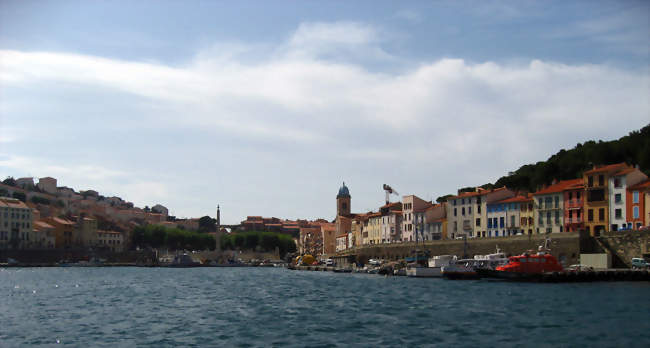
xmin=437 ymin=123 xmax=650 ymax=202
xmin=132 ymin=224 xmax=216 ymax=251
xmin=220 ymin=231 xmax=296 ymax=257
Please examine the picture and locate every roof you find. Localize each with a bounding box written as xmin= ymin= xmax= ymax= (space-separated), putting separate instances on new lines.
xmin=34 ymin=221 xmax=54 ymax=229
xmin=534 ymin=179 xmax=583 ymax=195
xmin=337 ymin=182 xmax=350 ymax=198
xmin=496 ymin=195 xmax=533 ymax=204
xmin=50 ymin=217 xmax=75 ymax=225
xmin=0 ymin=197 xmax=30 ymax=209
xmin=449 ymin=186 xmax=509 ymax=199
xmin=629 ymin=179 xmax=650 ymax=191
xmin=583 ymin=163 xmax=628 ymax=175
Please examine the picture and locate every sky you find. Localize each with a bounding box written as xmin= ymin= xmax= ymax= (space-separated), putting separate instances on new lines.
xmin=0 ymin=0 xmax=648 ymax=224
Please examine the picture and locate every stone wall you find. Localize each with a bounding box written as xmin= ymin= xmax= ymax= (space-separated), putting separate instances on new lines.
xmin=339 ymin=232 xmax=582 ymax=266
xmin=594 ymin=230 xmax=650 ymax=268
xmin=0 ymin=249 xmax=156 ymax=264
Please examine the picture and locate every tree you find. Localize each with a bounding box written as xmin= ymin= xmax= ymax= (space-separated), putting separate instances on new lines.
xmin=0 ymin=188 xmax=8 ymax=197
xmin=198 ymin=215 xmax=217 ymax=233
xmin=436 ymin=194 xmax=453 ymax=203
xmin=2 ymin=177 xmax=16 ymax=187
xmin=12 ymin=192 xmax=26 ymax=202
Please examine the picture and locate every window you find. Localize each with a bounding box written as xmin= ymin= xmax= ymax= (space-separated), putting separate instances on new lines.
xmin=547 ymin=211 xmax=551 ymax=225
xmin=588 ymin=189 xmax=605 ymax=202
xmin=499 ymin=217 xmax=504 ymax=228
xmin=615 ymin=193 xmax=622 ymax=203
xmin=598 ymin=175 xmax=604 ymax=186
xmin=478 ymin=205 xmax=481 ymax=214
xmin=598 ymin=208 xmax=605 ymax=221
xmin=554 ymin=196 xmax=559 ymax=208
xmin=454 ymin=208 xmax=457 ymax=217
xmin=462 ymin=207 xmax=465 ymax=216
xmin=468 ymin=206 xmax=472 ymax=214
xmin=614 ymin=178 xmax=621 ymax=188
xmin=462 ymin=198 xmax=465 ymax=205
xmin=476 ymin=218 xmax=481 ymax=227
xmin=568 ymin=192 xmax=572 ymax=200
xmin=488 ymin=219 xmax=493 ymax=229
xmin=555 ymin=211 xmax=559 ymax=224
xmin=633 ymin=191 xmax=639 ymax=204
xmin=615 ymin=209 xmax=622 ymax=219
xmin=633 ymin=206 xmax=639 ymax=219
xmin=577 ymin=192 xmax=581 ymax=200
xmin=453 ymin=200 xmax=457 ymax=206
xmin=511 ymin=215 xmax=515 ymax=227
xmin=588 ymin=176 xmax=593 ymax=187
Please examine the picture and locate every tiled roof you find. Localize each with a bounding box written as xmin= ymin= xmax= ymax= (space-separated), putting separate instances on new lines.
xmin=497 ymin=195 xmax=533 ymax=204
xmin=34 ymin=221 xmax=54 ymax=229
xmin=534 ymin=179 xmax=583 ymax=195
xmin=629 ymin=179 xmax=650 ymax=190
xmin=583 ymin=163 xmax=628 ymax=175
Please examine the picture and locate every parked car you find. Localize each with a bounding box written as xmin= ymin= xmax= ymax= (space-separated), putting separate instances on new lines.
xmin=631 ymin=258 xmax=649 ymax=269
xmin=325 ymin=259 xmax=334 ymax=266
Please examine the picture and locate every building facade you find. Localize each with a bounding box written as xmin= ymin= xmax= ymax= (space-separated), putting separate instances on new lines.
xmin=563 ymin=181 xmax=584 ymax=233
xmin=608 ymin=167 xmax=647 ymax=231
xmin=0 ymin=197 xmax=34 ymax=249
xmin=627 ymin=179 xmax=650 ymax=230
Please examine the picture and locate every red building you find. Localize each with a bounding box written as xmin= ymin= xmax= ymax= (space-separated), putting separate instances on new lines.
xmin=563 ymin=179 xmax=585 ymax=232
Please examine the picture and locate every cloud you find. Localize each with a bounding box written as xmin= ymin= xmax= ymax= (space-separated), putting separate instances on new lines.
xmin=0 ymin=21 xmax=648 ymax=221
xmin=395 ymin=9 xmax=423 ymax=23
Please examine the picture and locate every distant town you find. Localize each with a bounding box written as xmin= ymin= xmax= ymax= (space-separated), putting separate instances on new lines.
xmin=1 ymin=161 xmax=649 ymax=264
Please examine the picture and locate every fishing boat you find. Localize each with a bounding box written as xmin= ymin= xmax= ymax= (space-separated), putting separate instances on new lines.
xmin=441 ymin=259 xmax=480 ymax=280
xmin=406 ymin=254 xmax=456 ymax=278
xmin=478 ymin=241 xmax=563 ymax=280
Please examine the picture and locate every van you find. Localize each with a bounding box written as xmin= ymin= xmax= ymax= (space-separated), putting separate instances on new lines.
xmin=631 ymin=258 xmax=648 ymax=269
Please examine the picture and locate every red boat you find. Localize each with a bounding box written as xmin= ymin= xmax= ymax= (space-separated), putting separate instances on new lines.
xmin=478 ymin=246 xmax=563 ymax=280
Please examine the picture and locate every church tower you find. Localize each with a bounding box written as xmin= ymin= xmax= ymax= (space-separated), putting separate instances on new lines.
xmin=336 ymin=182 xmax=351 ymax=217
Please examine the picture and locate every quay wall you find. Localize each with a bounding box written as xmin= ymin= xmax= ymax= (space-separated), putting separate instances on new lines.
xmin=338 ymin=232 xmax=582 ymax=266
xmin=594 ymin=230 xmax=650 ymax=268
xmin=0 ymin=249 xmax=157 ymax=264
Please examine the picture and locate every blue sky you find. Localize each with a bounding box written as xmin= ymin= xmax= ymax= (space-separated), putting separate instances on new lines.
xmin=1 ymin=0 xmax=648 ymax=223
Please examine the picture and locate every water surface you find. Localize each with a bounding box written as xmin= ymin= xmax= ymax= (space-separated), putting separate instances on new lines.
xmin=1 ymin=267 xmax=649 ymax=347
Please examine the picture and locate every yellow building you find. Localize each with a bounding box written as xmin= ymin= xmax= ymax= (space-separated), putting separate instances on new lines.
xmin=367 ymin=213 xmax=382 ymax=245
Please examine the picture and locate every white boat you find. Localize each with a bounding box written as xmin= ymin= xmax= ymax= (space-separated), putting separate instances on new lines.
xmin=407 ymin=255 xmax=457 ymax=277
xmin=441 ymin=259 xmax=480 ymax=279
xmin=473 ymin=248 xmax=509 ymax=271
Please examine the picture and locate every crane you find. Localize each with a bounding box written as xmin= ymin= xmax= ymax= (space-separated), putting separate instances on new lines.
xmin=383 ymin=184 xmax=399 ymax=204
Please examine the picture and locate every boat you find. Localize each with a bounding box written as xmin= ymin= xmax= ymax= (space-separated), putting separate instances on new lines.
xmin=478 ymin=242 xmax=563 ymax=281
xmin=406 ymin=255 xmax=456 ymax=278
xmin=473 ymin=247 xmax=510 ymax=273
xmin=166 ymin=253 xmax=202 ymax=268
xmin=441 ymin=259 xmax=480 ymax=280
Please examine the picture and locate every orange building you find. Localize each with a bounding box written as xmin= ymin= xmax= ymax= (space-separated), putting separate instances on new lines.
xmin=583 ymin=163 xmax=628 ymax=236
xmin=563 ymin=180 xmax=585 ymax=233
xmin=43 ymin=217 xmax=76 ymax=249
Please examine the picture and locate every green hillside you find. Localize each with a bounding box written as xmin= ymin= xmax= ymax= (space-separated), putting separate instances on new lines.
xmin=465 ymin=124 xmax=650 ymax=197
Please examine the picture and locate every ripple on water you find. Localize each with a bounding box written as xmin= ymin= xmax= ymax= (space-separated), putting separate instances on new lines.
xmin=1 ymin=267 xmax=649 ymax=347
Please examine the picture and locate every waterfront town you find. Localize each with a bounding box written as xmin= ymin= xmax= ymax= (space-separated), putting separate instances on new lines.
xmin=1 ymin=161 xmax=649 ymax=266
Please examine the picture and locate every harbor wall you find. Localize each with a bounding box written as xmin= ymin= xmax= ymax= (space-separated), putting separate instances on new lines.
xmin=0 ymin=249 xmax=156 ymax=264
xmin=339 ymin=232 xmax=582 ymax=266
xmin=593 ymin=230 xmax=650 ymax=268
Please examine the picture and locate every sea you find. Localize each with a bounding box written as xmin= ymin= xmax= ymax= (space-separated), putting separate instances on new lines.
xmin=1 ymin=267 xmax=649 ymax=347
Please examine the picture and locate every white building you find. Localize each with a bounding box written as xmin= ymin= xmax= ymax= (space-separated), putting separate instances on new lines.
xmin=401 ymin=195 xmax=433 ymax=242
xmin=97 ymin=230 xmax=124 ymax=252
xmin=608 ymin=167 xmax=647 ymax=231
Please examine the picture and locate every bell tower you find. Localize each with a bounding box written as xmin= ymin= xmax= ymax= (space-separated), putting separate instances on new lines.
xmin=336 ymin=182 xmax=351 ymax=217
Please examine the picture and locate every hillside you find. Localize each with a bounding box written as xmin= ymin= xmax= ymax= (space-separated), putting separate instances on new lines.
xmin=435 ymin=123 xmax=650 ymax=201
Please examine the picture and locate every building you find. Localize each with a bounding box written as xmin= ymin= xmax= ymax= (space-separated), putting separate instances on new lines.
xmin=321 ymin=223 xmax=337 ymax=256
xmin=608 ymin=166 xmax=647 ymax=231
xmin=97 ymin=230 xmax=124 ymax=252
xmin=563 ymin=180 xmax=585 ymax=233
xmin=151 ymin=204 xmax=169 ymax=218
xmin=379 ymin=202 xmax=402 ymax=243
xmin=533 ymin=179 xmax=582 ymax=234
xmin=299 ymin=225 xmax=322 ymax=255
xmin=627 ymin=179 xmax=650 ymax=230
xmin=366 ymin=212 xmax=382 ymax=245
xmin=43 ymin=217 xmax=76 ymax=249
xmin=487 ymin=195 xmax=533 ymax=237
xmin=37 ymin=177 xmax=57 ymax=194
xmin=401 ymin=195 xmax=433 ymax=242
xmin=424 ymin=202 xmax=447 ymax=240
xmin=335 ymin=182 xmax=353 ymax=238
xmin=335 ymin=233 xmax=348 ymax=252
xmin=583 ymin=163 xmax=645 ymax=235
xmin=15 ymin=177 xmax=34 ymax=190
xmin=32 ymin=220 xmax=56 ymax=249
xmin=77 ymin=216 xmax=98 ymax=247
xmin=446 ymin=187 xmax=514 ymax=239
xmin=0 ymin=197 xmax=34 ymax=249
